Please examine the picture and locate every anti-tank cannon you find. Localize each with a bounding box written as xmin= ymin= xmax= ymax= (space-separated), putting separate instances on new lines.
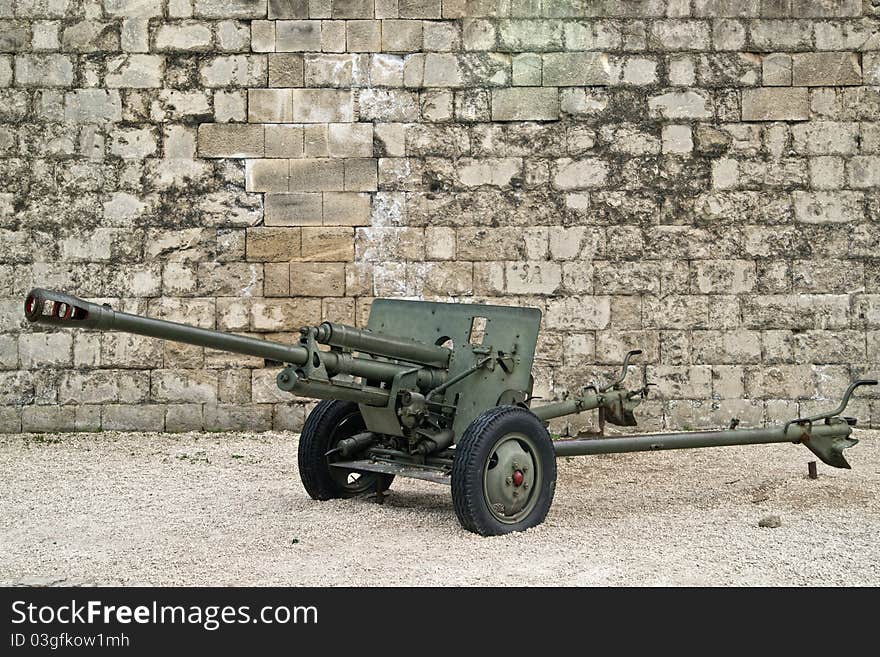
xmin=24 ymin=288 xmax=876 ymax=536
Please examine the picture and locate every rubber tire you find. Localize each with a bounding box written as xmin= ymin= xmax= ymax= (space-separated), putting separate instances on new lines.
xmin=451 ymin=406 xmax=557 ymax=536
xmin=298 ymin=399 xmax=393 ymax=500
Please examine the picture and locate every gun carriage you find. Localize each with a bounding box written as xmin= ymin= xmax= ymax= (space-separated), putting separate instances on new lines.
xmin=24 ymin=288 xmax=875 ymax=536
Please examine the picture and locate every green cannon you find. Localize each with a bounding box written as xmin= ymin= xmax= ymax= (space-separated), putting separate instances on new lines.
xmin=24 ymin=288 xmax=876 ymax=536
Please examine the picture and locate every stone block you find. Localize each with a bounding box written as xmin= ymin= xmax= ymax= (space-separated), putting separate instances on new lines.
xmin=251 ymin=20 xmax=276 ymax=52
xmin=105 ymin=54 xmax=164 ymax=88
xmin=542 ymin=52 xmax=614 ymax=86
xmin=64 ymin=90 xmax=122 ymax=123
xmin=266 ymin=193 xmax=323 ymax=226
xmin=648 ymin=90 xmax=712 ymax=119
xmin=792 ymin=52 xmax=862 ymax=86
xmin=198 ymin=124 xmax=264 ymax=158
xmin=102 ymin=405 xmax=165 ymax=431
xmin=14 ymin=54 xmax=73 ymax=86
xmin=511 ymin=53 xmax=541 ymax=86
xmin=155 ymin=22 xmax=213 ymax=51
xmin=343 ymin=158 xmax=377 ymax=191
xmin=290 ymin=262 xmax=345 ymax=295
xmin=331 ymin=0 xmax=374 ymax=18
xmin=552 ymin=158 xmax=608 ymax=189
xmin=289 ymin=158 xmax=345 ymax=191
xmin=300 ymin=227 xmax=355 ymax=261
xmin=246 ymin=227 xmax=301 ymax=261
xmin=265 ymin=125 xmax=304 ymax=158
xmin=382 ymin=19 xmax=423 ymax=51
xmin=194 ymin=0 xmax=268 ymax=18
xmin=291 ymin=89 xmax=354 ymax=122
xmin=324 ymin=192 xmax=371 ymax=225
xmin=248 ymin=88 xmax=292 ymax=123
xmin=347 ymin=20 xmax=381 ymax=51
xmin=762 ymin=53 xmax=792 ymax=86
xmin=276 ymin=20 xmax=322 ymax=51
xmin=793 ymin=190 xmax=864 ymax=223
xmin=848 ymin=156 xmax=880 ymax=188
xmin=491 ymin=87 xmax=558 ymax=121
xmin=246 ymin=159 xmax=289 ymax=192
xmin=741 ymin=87 xmax=809 ymax=121
xmin=506 ymin=261 xmax=562 ymax=295
xmin=268 ymin=53 xmax=304 ymax=87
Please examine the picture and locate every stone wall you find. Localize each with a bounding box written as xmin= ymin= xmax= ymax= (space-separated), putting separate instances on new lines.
xmin=2 ymin=0 xmax=879 ymax=434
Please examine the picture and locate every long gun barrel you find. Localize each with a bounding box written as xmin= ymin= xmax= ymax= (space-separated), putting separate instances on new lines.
xmin=24 ymin=288 xmax=447 ymax=397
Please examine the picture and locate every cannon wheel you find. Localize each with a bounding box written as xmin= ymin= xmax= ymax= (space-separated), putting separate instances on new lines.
xmin=298 ymin=400 xmax=393 ymax=500
xmin=451 ymin=406 xmax=556 ymax=536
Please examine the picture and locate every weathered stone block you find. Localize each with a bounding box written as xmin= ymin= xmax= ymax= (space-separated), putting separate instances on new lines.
xmin=199 ymin=55 xmax=268 ymax=87
xmin=61 ymin=21 xmax=119 ymax=52
xmin=105 ymin=54 xmax=164 ymax=88
xmin=300 ymin=227 xmax=355 ymax=261
xmin=323 ymin=192 xmax=371 ymax=226
xmin=662 ymin=124 xmax=693 ymax=153
xmin=498 ymin=19 xmax=563 ymax=51
xmin=382 ymin=19 xmax=423 ymax=51
xmin=649 ymin=20 xmax=711 ymax=50
xmin=101 ymin=404 xmax=165 ymax=431
xmin=347 ymin=20 xmax=381 ymax=52
xmin=246 ymin=159 xmax=289 ymax=192
xmin=399 ymin=0 xmax=440 ymax=18
xmin=491 ymin=87 xmax=558 ymax=121
xmin=457 ymin=157 xmax=522 ymax=187
xmin=343 ymin=157 xmax=377 ymax=191
xmin=291 ymin=89 xmax=354 ymax=122
xmin=504 ymin=261 xmax=561 ymax=295
xmin=268 ymin=53 xmax=303 ymax=87
xmin=741 ymin=87 xmax=809 ymax=121
xmin=750 ymin=20 xmax=813 ymax=51
xmin=762 ymin=53 xmax=792 ymax=86
xmin=552 ymin=158 xmax=608 ymax=189
xmin=793 ymin=190 xmax=864 ymax=223
xmin=290 ymin=261 xmax=345 ymax=295
xmin=248 ymin=88 xmax=292 ymax=123
xmin=792 ymin=52 xmax=862 ymax=86
xmin=276 ymin=19 xmax=322 ymax=51
xmin=265 ymin=124 xmax=304 ymax=158
xmin=331 ymin=0 xmax=374 ymax=17
xmin=265 ymin=193 xmax=322 ymax=226
xmin=847 ymin=156 xmax=880 ymax=188
xmin=694 ymin=0 xmax=759 ymax=16
xmin=198 ymin=124 xmax=264 ymax=158
xmin=155 ymin=22 xmax=213 ymax=51
xmin=646 ymin=365 xmax=713 ymax=398
xmin=64 ymin=90 xmax=122 ymax=123
xmin=19 ymin=332 xmax=71 ymax=368
xmin=542 ymin=52 xmax=614 ymax=86
xmin=14 ymin=54 xmax=73 ymax=86
xmin=151 ymin=369 xmax=217 ymax=403
xmin=246 ymin=227 xmax=301 ymax=261
xmin=648 ymin=90 xmax=712 ymax=119
xmin=251 ymin=20 xmax=275 ymax=52
xmin=194 ymin=0 xmax=267 ymax=18
xmin=545 ymin=296 xmax=611 ymax=330
xmin=289 ymin=158 xmax=344 ymax=191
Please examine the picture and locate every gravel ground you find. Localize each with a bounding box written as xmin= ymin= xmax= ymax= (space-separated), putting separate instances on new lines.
xmin=2 ymin=429 xmax=879 ymax=586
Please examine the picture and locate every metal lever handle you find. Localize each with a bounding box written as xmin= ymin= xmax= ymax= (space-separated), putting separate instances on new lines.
xmin=795 ymin=379 xmax=878 ymax=425
xmin=601 ymin=349 xmax=642 ymax=392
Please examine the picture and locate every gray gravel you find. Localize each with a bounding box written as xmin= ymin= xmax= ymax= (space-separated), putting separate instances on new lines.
xmin=2 ymin=429 xmax=879 ymax=586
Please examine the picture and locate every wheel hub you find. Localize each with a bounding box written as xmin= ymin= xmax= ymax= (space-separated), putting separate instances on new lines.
xmin=483 ymin=435 xmax=538 ymax=521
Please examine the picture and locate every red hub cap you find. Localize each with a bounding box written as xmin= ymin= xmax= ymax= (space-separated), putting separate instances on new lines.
xmin=512 ymin=470 xmax=524 ymax=487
